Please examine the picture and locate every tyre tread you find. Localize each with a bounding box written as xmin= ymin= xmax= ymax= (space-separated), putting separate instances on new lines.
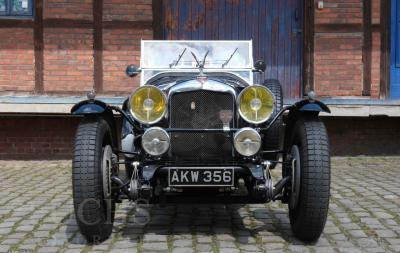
xmin=72 ymin=118 xmax=113 ymax=243
xmin=289 ymin=118 xmax=330 ymax=242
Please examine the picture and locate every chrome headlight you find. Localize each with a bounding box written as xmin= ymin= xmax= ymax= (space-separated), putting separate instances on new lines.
xmin=141 ymin=127 xmax=170 ymax=156
xmin=130 ymin=86 xmax=167 ymax=125
xmin=234 ymin=128 xmax=261 ymax=156
xmin=237 ymin=85 xmax=275 ymax=124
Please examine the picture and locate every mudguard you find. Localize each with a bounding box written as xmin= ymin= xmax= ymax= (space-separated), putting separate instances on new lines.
xmin=283 ymin=99 xmax=330 ymax=151
xmin=71 ymin=99 xmax=119 ymax=149
xmin=71 ymin=99 xmax=109 ymax=115
xmin=294 ymin=99 xmax=331 ymax=114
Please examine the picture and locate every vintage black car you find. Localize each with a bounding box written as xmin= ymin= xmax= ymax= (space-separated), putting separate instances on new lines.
xmin=71 ymin=41 xmax=331 ymax=243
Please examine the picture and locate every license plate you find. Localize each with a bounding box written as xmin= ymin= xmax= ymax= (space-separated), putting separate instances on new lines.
xmin=168 ymin=168 xmax=234 ymax=187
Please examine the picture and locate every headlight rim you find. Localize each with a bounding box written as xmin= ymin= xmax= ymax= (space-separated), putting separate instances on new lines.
xmin=233 ymin=127 xmax=262 ymax=157
xmin=237 ymin=85 xmax=276 ymax=125
xmin=129 ymin=85 xmax=168 ymax=125
xmin=141 ymin=126 xmax=170 ymax=156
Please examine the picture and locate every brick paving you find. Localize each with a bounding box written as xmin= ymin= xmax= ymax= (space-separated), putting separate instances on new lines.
xmin=0 ymin=157 xmax=399 ymax=252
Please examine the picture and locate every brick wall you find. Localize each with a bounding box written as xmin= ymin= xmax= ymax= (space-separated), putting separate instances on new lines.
xmin=0 ymin=117 xmax=79 ymax=160
xmin=315 ymin=0 xmax=363 ymax=24
xmin=0 ymin=116 xmax=398 ymax=159
xmin=103 ymin=28 xmax=152 ymax=93
xmin=314 ymin=34 xmax=363 ymax=96
xmin=103 ymin=0 xmax=152 ymax=22
xmin=371 ymin=0 xmax=382 ymax=98
xmin=102 ymin=0 xmax=153 ymax=94
xmin=0 ymin=0 xmax=151 ymax=96
xmin=324 ymin=117 xmax=400 ymax=156
xmin=0 ymin=0 xmax=388 ymax=98
xmin=0 ymin=28 xmax=35 ymax=93
xmin=43 ymin=0 xmax=93 ymax=19
xmin=371 ymin=31 xmax=381 ymax=98
xmin=44 ymin=28 xmax=94 ymax=92
xmin=313 ymin=0 xmax=382 ymax=98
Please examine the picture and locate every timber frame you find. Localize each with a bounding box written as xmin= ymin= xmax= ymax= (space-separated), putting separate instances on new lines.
xmin=0 ymin=0 xmax=152 ymax=95
xmin=380 ymin=0 xmax=391 ymax=99
xmin=302 ymin=0 xmax=390 ymax=98
xmin=0 ymin=0 xmax=392 ymax=99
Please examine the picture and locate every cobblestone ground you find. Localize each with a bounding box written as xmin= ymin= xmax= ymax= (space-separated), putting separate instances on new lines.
xmin=0 ymin=157 xmax=399 ymax=253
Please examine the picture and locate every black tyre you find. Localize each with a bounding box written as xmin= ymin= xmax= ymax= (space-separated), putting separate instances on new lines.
xmin=262 ymin=79 xmax=283 ymax=161
xmin=285 ymin=117 xmax=330 ymax=242
xmin=72 ymin=118 xmax=116 ymax=243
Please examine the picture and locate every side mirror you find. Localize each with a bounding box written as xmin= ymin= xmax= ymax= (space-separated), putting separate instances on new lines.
xmin=126 ymin=64 xmax=141 ymax=77
xmin=254 ymin=60 xmax=266 ymax=73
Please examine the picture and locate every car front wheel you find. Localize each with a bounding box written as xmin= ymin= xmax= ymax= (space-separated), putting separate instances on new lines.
xmin=285 ymin=117 xmax=330 ymax=242
xmin=72 ymin=117 xmax=116 ymax=243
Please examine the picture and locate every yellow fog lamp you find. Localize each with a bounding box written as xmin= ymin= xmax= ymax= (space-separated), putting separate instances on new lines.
xmin=237 ymin=85 xmax=275 ymax=124
xmin=129 ymin=86 xmax=167 ymax=124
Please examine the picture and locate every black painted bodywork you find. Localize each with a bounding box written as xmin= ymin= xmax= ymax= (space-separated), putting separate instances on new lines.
xmin=71 ymin=88 xmax=330 ymax=203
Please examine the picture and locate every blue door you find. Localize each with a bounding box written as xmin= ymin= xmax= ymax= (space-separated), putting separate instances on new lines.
xmin=391 ymin=0 xmax=400 ymax=98
xmin=161 ymin=0 xmax=304 ymax=98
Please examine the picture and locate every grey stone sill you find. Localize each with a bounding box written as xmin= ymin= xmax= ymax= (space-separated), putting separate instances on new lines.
xmin=0 ymin=96 xmax=399 ymax=117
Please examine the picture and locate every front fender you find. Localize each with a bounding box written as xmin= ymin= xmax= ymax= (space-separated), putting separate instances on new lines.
xmin=71 ymin=99 xmax=119 ymax=149
xmin=294 ymin=99 xmax=330 ymax=114
xmin=283 ymin=99 xmax=330 ymax=153
xmin=71 ymin=99 xmax=109 ymax=115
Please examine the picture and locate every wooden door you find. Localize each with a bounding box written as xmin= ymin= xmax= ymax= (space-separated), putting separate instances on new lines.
xmin=160 ymin=0 xmax=304 ymax=98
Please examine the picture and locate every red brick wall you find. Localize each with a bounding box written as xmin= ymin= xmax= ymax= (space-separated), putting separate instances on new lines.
xmin=313 ymin=0 xmax=382 ymax=98
xmin=370 ymin=0 xmax=381 ymax=99
xmin=0 ymin=116 xmax=398 ymax=159
xmin=0 ymin=29 xmax=35 ymax=93
xmin=315 ymin=0 xmax=363 ymax=24
xmin=43 ymin=0 xmax=93 ymax=19
xmin=314 ymin=34 xmax=363 ymax=96
xmin=103 ymin=28 xmax=152 ymax=93
xmin=324 ymin=117 xmax=400 ymax=156
xmin=0 ymin=0 xmax=388 ymax=98
xmin=102 ymin=0 xmax=153 ymax=93
xmin=103 ymin=0 xmax=152 ymax=21
xmin=0 ymin=117 xmax=79 ymax=160
xmin=371 ymin=31 xmax=381 ymax=98
xmin=372 ymin=0 xmax=381 ymax=24
xmin=44 ymin=28 xmax=94 ymax=93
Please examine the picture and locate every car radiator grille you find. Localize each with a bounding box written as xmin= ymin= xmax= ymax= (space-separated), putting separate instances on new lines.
xmin=169 ymin=90 xmax=234 ymax=161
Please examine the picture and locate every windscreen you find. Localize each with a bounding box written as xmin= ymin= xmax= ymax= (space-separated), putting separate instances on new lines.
xmin=140 ymin=40 xmax=254 ymax=85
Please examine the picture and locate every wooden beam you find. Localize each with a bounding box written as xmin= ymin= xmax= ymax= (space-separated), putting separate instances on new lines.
xmin=93 ymin=0 xmax=103 ymax=93
xmin=380 ymin=0 xmax=390 ymax=99
xmin=315 ymin=24 xmax=363 ymax=33
xmin=43 ymin=19 xmax=92 ymax=28
xmin=303 ymin=0 xmax=315 ymax=95
xmin=0 ymin=18 xmax=152 ymax=29
xmin=34 ymin=0 xmax=44 ymax=94
xmin=0 ymin=19 xmax=34 ymax=28
xmin=362 ymin=0 xmax=372 ymax=96
xmin=103 ymin=20 xmax=153 ymax=29
xmin=152 ymin=0 xmax=163 ymax=39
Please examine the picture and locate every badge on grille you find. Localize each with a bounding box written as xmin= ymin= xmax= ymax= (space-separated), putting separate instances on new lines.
xmin=220 ymin=110 xmax=233 ymax=125
xmin=191 ymin=101 xmax=196 ymax=110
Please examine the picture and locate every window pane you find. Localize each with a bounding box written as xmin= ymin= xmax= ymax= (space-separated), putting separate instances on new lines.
xmin=10 ymin=0 xmax=31 ymax=15
xmin=0 ymin=0 xmax=6 ymax=14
